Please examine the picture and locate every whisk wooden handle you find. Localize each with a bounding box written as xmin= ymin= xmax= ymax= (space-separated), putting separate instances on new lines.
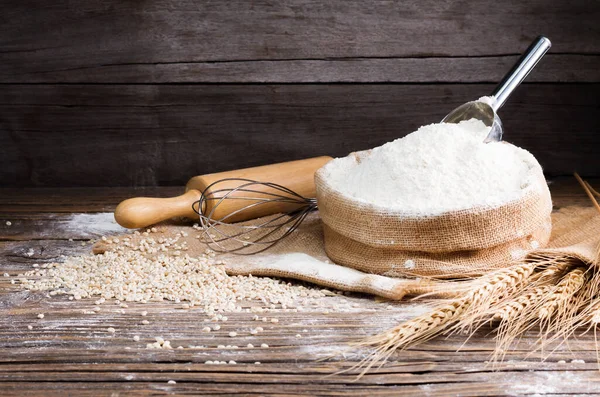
xmin=114 ymin=156 xmax=332 ymax=229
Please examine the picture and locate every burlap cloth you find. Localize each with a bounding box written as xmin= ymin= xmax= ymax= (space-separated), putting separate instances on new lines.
xmin=94 ymin=205 xmax=600 ymax=301
xmin=314 ymin=146 xmax=554 ymax=278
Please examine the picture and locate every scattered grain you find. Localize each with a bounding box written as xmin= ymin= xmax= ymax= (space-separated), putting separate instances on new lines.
xmin=146 ymin=337 xmax=173 ymax=349
xmin=19 ymin=243 xmax=326 ymax=313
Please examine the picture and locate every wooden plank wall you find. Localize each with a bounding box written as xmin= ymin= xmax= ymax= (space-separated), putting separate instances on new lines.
xmin=1 ymin=0 xmax=599 ymax=187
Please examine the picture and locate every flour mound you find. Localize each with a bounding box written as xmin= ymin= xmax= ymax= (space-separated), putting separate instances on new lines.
xmin=323 ymin=119 xmax=538 ymax=215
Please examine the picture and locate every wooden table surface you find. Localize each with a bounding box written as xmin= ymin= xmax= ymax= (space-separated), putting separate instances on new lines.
xmin=1 ymin=177 xmax=599 ymax=396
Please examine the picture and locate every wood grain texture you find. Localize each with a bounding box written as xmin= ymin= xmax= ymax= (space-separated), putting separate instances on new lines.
xmin=3 ymin=55 xmax=600 ymax=84
xmin=0 ymin=182 xmax=597 ymax=396
xmin=1 ymin=0 xmax=599 ymax=83
xmin=0 ymin=187 xmax=181 ymax=213
xmin=1 ymin=0 xmax=599 ymax=188
xmin=2 ymin=84 xmax=599 ymax=187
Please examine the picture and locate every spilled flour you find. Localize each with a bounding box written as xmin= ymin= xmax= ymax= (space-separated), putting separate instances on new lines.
xmin=64 ymin=213 xmax=127 ymax=235
xmin=323 ymin=119 xmax=537 ymax=214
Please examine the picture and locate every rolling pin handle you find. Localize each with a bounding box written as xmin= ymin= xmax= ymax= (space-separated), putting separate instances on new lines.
xmin=114 ymin=189 xmax=202 ymax=229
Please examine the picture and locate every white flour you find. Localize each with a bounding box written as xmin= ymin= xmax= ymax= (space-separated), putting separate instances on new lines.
xmin=324 ymin=119 xmax=537 ymax=215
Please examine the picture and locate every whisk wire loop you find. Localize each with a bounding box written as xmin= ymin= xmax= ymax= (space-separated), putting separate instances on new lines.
xmin=192 ymin=178 xmax=317 ymax=255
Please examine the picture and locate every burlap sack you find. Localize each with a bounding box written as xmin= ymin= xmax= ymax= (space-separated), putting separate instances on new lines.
xmin=315 ymin=147 xmax=553 ymax=278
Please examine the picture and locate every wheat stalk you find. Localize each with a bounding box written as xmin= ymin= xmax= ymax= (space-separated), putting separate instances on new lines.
xmin=467 ymin=263 xmax=536 ymax=308
xmin=489 ymin=267 xmax=587 ymax=362
xmin=451 ymin=263 xmax=540 ymax=332
xmin=494 ymin=285 xmax=554 ymax=322
xmin=350 ymin=297 xmax=470 ymax=377
xmin=490 ymin=285 xmax=555 ymax=362
xmin=538 ymin=267 xmax=587 ymax=321
xmin=575 ymin=172 xmax=600 ymax=214
xmin=351 ymin=263 xmax=540 ymax=377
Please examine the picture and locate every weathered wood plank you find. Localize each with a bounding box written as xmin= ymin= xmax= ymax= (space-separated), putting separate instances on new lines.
xmin=1 ymin=0 xmax=599 ymax=83
xmin=0 ymin=214 xmax=126 ymax=242
xmin=0 ymin=185 xmax=598 ymax=395
xmin=0 ymin=375 xmax=594 ymax=397
xmin=1 ymin=367 xmax=598 ymax=390
xmin=0 ymin=360 xmax=592 ymax=374
xmin=0 ymin=187 xmax=181 ymax=213
xmin=2 ymin=84 xmax=599 ymax=187
xmin=3 ymin=55 xmax=599 ymax=84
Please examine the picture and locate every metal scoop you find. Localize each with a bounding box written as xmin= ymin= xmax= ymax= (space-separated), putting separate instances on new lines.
xmin=442 ymin=36 xmax=551 ymax=142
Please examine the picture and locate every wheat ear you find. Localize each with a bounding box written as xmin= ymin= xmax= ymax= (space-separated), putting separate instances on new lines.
xmin=451 ymin=263 xmax=538 ymax=333
xmin=350 ymin=297 xmax=470 ymax=378
xmin=490 ymin=285 xmax=554 ymax=362
xmin=538 ymin=267 xmax=587 ymax=322
xmin=352 ymin=263 xmax=538 ymax=377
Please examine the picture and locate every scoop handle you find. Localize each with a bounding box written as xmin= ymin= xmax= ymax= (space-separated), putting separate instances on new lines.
xmin=491 ymin=36 xmax=551 ymax=111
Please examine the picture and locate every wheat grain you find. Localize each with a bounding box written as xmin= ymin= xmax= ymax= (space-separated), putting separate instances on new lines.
xmin=449 ymin=263 xmax=539 ymax=333
xmin=467 ymin=263 xmax=536 ymax=309
xmin=494 ymin=285 xmax=553 ymax=322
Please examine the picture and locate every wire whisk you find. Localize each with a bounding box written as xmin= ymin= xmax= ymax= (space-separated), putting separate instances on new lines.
xmin=192 ymin=178 xmax=317 ymax=254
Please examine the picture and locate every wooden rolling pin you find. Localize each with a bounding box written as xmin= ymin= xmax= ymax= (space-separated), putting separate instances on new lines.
xmin=114 ymin=156 xmax=332 ymax=229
